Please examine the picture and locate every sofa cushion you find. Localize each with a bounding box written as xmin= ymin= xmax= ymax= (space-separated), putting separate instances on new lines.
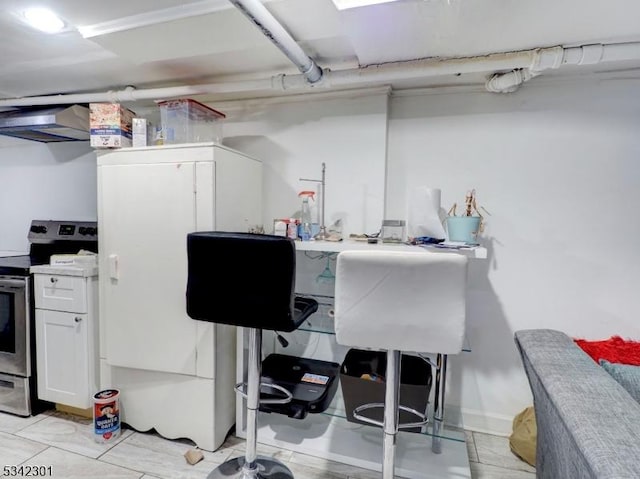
xmin=599 ymin=360 xmax=640 ymax=404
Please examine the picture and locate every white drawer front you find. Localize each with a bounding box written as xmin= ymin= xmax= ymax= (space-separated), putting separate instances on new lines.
xmin=34 ymin=274 xmax=87 ymax=313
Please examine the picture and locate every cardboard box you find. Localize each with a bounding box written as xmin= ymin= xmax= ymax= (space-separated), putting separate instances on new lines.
xmin=90 ymin=103 xmax=135 ymax=148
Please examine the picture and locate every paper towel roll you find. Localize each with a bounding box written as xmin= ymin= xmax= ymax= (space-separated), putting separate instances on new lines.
xmin=407 ymin=187 xmax=446 ymax=239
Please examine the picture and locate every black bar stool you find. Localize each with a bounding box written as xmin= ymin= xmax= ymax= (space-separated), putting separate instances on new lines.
xmin=186 ymin=232 xmax=318 ymax=479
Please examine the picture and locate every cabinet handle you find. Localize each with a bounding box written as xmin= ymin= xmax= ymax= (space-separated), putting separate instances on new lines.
xmin=75 ymin=317 xmax=82 ymax=323
xmin=50 ymin=277 xmax=58 ymax=284
xmin=108 ymin=254 xmax=119 ymax=280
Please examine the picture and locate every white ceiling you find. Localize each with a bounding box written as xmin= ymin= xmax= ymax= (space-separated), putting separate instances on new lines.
xmin=1 ymin=0 xmax=640 ymax=104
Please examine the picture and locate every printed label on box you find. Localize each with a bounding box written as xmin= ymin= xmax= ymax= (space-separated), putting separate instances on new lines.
xmin=301 ymin=373 xmax=329 ymax=385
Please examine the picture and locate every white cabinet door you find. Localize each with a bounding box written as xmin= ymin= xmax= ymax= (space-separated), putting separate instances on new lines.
xmin=36 ymin=310 xmax=90 ymax=408
xmin=99 ymin=160 xmax=199 ymax=375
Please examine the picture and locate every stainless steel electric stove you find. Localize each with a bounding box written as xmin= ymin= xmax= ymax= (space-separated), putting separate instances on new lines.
xmin=0 ymin=220 xmax=97 ymax=416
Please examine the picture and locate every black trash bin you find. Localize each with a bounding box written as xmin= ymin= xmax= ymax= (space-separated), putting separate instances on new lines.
xmin=340 ymin=348 xmax=432 ymax=433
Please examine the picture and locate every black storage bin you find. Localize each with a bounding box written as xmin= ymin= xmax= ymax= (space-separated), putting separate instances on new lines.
xmin=340 ymin=349 xmax=432 ymax=433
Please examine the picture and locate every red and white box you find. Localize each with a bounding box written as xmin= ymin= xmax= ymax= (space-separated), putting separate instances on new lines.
xmin=90 ymin=103 xmax=135 ymax=148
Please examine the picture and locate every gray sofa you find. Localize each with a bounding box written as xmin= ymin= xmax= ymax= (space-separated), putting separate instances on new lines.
xmin=514 ymin=329 xmax=640 ymax=479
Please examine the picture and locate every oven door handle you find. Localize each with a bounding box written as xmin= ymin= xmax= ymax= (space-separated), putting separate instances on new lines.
xmin=0 ymin=280 xmax=26 ymax=291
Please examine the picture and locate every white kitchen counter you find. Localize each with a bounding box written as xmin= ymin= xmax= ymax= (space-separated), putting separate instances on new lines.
xmin=295 ymin=239 xmax=488 ymax=259
xmin=30 ymin=264 xmax=99 ymax=277
xmin=0 ymin=250 xmax=28 ymax=257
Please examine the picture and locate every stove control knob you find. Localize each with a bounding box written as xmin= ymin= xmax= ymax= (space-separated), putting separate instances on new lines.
xmin=78 ymin=226 xmax=97 ymax=236
xmin=30 ymin=225 xmax=47 ymax=234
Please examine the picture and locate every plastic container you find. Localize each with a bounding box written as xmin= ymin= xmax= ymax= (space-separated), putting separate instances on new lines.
xmin=381 ymin=219 xmax=406 ymax=243
xmin=93 ymin=389 xmax=121 ymax=443
xmin=158 ymin=99 xmax=225 ymax=144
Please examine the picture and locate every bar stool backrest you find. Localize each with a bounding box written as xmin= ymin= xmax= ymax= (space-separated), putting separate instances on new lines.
xmin=186 ymin=232 xmax=298 ymax=332
xmin=334 ymin=250 xmax=468 ymax=354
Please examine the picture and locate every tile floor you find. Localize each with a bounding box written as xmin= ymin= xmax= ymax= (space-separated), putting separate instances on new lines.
xmin=0 ymin=410 xmax=535 ymax=479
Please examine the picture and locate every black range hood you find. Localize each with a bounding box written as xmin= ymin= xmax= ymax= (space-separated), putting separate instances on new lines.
xmin=0 ymin=105 xmax=89 ymax=143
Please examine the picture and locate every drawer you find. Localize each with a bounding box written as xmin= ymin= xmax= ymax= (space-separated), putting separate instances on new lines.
xmin=34 ymin=274 xmax=87 ymax=313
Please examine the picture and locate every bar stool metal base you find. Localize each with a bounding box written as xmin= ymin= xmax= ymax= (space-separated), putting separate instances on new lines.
xmin=207 ymin=455 xmax=294 ymax=479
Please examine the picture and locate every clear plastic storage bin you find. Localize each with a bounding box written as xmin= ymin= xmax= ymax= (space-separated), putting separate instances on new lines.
xmin=158 ymin=99 xmax=225 ymax=144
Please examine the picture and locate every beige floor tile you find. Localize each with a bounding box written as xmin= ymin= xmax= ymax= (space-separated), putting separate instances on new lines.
xmin=0 ymin=411 xmax=537 ymax=479
xmin=220 ymin=433 xmax=245 ymax=448
xmin=0 ymin=411 xmax=50 ymax=434
xmin=286 ymin=460 xmax=348 ymax=479
xmin=472 ymin=432 xmax=535 ymax=474
xmin=99 ymin=431 xmax=233 ymax=479
xmin=289 ymin=451 xmax=380 ymax=479
xmin=0 ymin=430 xmax=48 ymax=465
xmin=23 ymin=447 xmax=142 ymax=479
xmin=230 ymin=439 xmax=294 ymax=462
xmin=465 ymin=430 xmax=479 ymax=463
xmin=15 ymin=411 xmax=133 ymax=459
xmin=470 ymin=461 xmax=535 ymax=479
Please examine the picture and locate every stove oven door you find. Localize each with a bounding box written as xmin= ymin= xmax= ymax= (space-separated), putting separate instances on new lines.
xmin=0 ymin=276 xmax=29 ymax=377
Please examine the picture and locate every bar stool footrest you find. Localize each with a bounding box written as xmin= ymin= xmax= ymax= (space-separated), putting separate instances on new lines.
xmin=234 ymin=382 xmax=293 ymax=405
xmin=353 ymin=402 xmax=429 ymax=429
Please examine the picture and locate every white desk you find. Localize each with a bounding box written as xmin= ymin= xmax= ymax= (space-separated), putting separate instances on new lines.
xmin=294 ymin=238 xmax=487 ymax=259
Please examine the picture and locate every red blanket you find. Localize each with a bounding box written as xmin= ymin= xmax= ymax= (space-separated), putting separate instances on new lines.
xmin=574 ymin=336 xmax=640 ymax=365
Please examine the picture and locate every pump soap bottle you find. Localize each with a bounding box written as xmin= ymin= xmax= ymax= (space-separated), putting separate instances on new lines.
xmin=298 ymin=190 xmax=315 ymax=241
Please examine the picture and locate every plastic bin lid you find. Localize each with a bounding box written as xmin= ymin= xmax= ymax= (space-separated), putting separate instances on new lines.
xmin=157 ymin=98 xmax=226 ymax=119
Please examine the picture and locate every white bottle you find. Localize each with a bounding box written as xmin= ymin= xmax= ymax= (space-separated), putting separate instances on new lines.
xmin=300 ymin=198 xmax=312 ymax=241
xmin=287 ymin=218 xmax=298 ymax=240
xmin=274 ymin=220 xmax=287 ymax=237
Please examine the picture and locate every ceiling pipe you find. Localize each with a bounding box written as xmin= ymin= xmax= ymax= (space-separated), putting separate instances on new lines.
xmin=485 ymin=69 xmax=540 ymax=93
xmin=1 ymin=42 xmax=640 ymax=107
xmin=0 ymin=79 xmax=277 ymax=107
xmin=486 ymin=42 xmax=640 ymax=93
xmin=228 ymin=0 xmax=323 ymax=84
xmin=0 ymin=49 xmax=536 ymax=107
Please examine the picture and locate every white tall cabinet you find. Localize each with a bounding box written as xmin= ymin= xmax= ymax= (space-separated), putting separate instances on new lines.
xmin=97 ymin=143 xmax=262 ymax=451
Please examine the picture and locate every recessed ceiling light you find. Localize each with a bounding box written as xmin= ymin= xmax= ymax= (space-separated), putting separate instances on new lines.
xmin=23 ymin=7 xmax=65 ymax=33
xmin=332 ymin=0 xmax=401 ymax=9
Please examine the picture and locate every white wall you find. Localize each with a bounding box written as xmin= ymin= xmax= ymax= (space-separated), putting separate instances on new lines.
xmin=388 ymin=79 xmax=640 ymax=433
xmin=0 ymin=138 xmax=97 ymax=251
xmin=220 ymin=91 xmax=388 ymax=237
xmin=219 ymin=81 xmax=640 ymax=435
